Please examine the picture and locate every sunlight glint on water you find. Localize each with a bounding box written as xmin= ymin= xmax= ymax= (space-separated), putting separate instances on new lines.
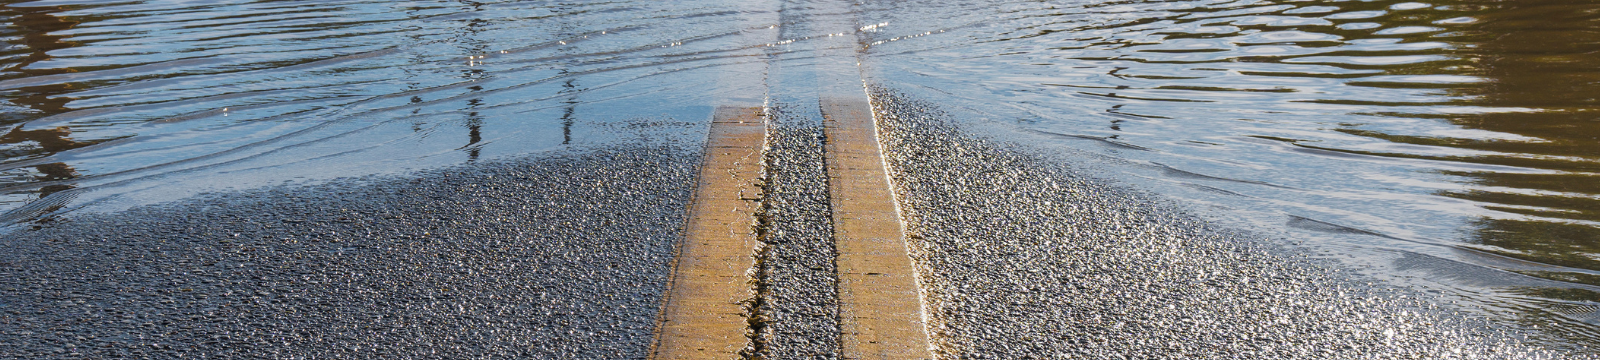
xmin=4 ymin=0 xmax=1600 ymax=351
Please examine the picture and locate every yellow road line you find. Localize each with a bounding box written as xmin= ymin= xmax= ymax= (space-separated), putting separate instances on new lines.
xmin=651 ymin=106 xmax=766 ymax=360
xmin=821 ymin=96 xmax=935 ymax=360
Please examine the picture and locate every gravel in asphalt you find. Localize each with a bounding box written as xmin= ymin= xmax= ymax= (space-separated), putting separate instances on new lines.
xmin=0 ymin=88 xmax=1577 ymax=359
xmin=750 ymin=102 xmax=844 ymax=359
xmin=869 ymin=86 xmax=1564 ymax=359
xmin=0 ymin=146 xmax=696 ymax=359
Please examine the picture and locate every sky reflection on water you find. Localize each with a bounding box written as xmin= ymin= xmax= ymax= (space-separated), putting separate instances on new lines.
xmin=856 ymin=0 xmax=1600 ymax=349
xmin=4 ymin=0 xmax=1600 ymax=352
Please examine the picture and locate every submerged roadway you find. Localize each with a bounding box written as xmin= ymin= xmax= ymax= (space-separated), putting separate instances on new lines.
xmin=0 ymin=0 xmax=1573 ymax=358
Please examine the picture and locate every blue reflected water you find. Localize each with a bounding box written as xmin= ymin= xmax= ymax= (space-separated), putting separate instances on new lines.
xmin=857 ymin=0 xmax=1600 ymax=348
xmin=0 ymin=0 xmax=781 ymax=215
xmin=4 ymin=0 xmax=1600 ymax=351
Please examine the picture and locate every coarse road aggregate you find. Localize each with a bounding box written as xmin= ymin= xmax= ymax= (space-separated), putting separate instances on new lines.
xmin=0 ymin=87 xmax=1586 ymax=359
xmin=750 ymin=102 xmax=844 ymax=359
xmin=0 ymin=146 xmax=696 ymax=359
xmin=869 ymin=86 xmax=1567 ymax=359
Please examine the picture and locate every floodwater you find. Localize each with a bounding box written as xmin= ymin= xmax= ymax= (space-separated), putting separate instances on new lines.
xmin=2 ymin=0 xmax=1599 ymax=352
xmin=857 ymin=0 xmax=1600 ymax=348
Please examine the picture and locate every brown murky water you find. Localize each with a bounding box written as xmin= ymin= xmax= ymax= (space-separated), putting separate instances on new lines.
xmin=4 ymin=0 xmax=1600 ymax=351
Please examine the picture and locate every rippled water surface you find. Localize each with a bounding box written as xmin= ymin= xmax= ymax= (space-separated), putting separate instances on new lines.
xmin=0 ymin=0 xmax=785 ymax=215
xmin=856 ymin=0 xmax=1600 ymax=348
xmin=5 ymin=0 xmax=1600 ymax=352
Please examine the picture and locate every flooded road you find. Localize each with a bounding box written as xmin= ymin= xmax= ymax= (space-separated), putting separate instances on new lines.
xmin=0 ymin=0 xmax=773 ymax=216
xmin=851 ymin=0 xmax=1600 ymax=348
xmin=4 ymin=0 xmax=1600 ymax=354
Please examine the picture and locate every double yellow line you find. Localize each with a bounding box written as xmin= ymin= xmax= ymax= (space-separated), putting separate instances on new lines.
xmin=650 ymin=97 xmax=933 ymax=359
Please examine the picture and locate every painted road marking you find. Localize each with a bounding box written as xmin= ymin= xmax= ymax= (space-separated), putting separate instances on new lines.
xmin=651 ymin=106 xmax=766 ymax=360
xmin=822 ymin=96 xmax=935 ymax=359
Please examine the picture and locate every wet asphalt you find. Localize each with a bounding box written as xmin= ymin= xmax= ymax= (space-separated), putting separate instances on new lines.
xmin=868 ymin=86 xmax=1562 ymax=359
xmin=743 ymin=1 xmax=858 ymax=356
xmin=0 ymin=90 xmax=1584 ymax=359
xmin=750 ymin=102 xmax=843 ymax=359
xmin=0 ymin=146 xmax=696 ymax=359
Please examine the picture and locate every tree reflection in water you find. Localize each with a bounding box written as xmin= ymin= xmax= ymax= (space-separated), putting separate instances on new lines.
xmin=1 ymin=3 xmax=94 ymax=198
xmin=1303 ymin=0 xmax=1600 ymax=283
